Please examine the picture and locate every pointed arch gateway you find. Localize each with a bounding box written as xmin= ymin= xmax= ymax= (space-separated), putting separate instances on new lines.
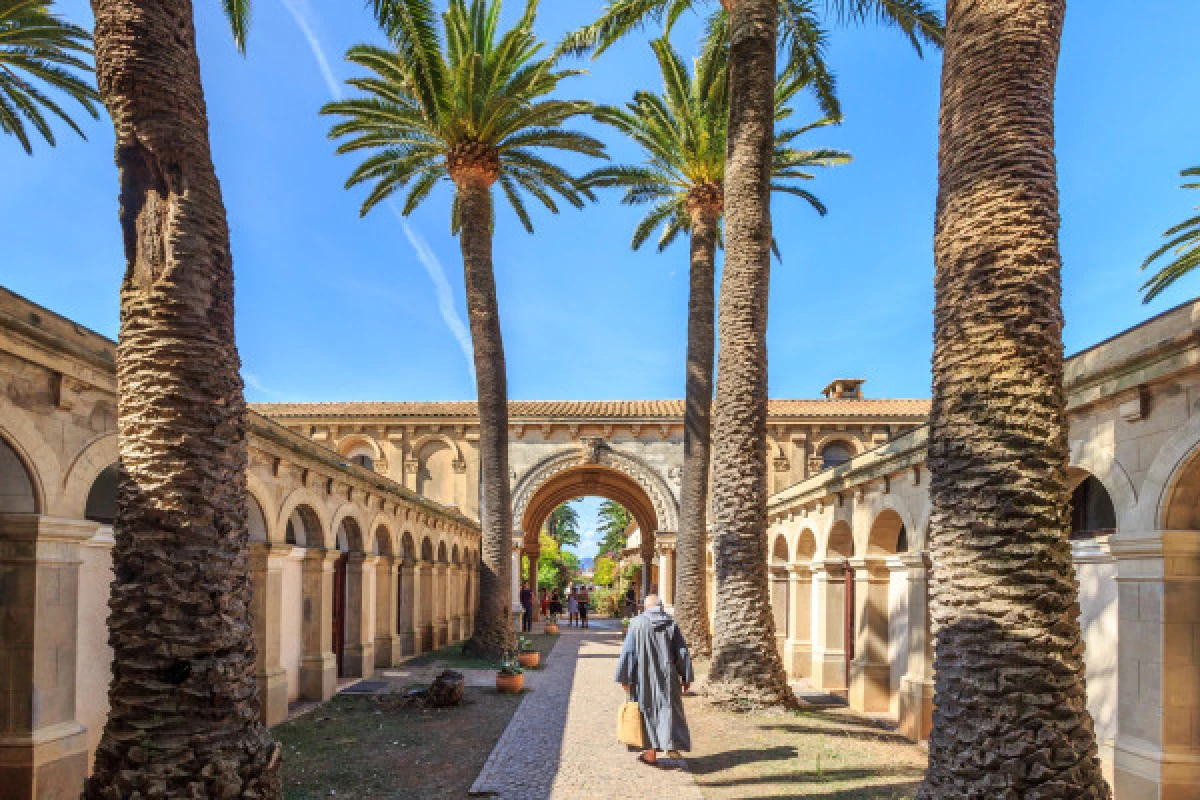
xmin=511 ymin=442 xmax=680 ymax=596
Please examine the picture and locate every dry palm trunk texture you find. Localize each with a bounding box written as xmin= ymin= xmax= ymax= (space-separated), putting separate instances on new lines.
xmin=706 ymin=0 xmax=793 ymax=707
xmin=920 ymin=0 xmax=1109 ymax=796
xmin=676 ymin=200 xmax=718 ymax=657
xmin=84 ymin=0 xmax=280 ymax=796
xmin=456 ymin=177 xmax=515 ymax=660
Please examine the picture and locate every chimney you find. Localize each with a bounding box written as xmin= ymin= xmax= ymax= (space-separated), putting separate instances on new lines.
xmin=822 ymin=379 xmax=866 ymax=400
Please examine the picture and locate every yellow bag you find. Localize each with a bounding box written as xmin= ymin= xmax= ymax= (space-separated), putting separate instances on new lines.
xmin=617 ymin=697 xmax=646 ymax=748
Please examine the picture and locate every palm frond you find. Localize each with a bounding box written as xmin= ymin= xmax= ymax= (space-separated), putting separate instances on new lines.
xmin=0 ymin=0 xmax=100 ymax=153
xmin=1142 ymin=166 xmax=1200 ymax=302
xmin=221 ymin=0 xmax=250 ymax=53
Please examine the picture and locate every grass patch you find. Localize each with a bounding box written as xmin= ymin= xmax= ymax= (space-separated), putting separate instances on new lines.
xmin=276 ymin=688 xmax=521 ymax=799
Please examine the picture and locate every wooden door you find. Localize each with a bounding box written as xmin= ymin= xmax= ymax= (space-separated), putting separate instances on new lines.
xmin=333 ymin=552 xmax=348 ymax=677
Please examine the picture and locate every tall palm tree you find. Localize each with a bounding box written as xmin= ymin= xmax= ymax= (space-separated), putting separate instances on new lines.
xmin=326 ymin=0 xmax=605 ymax=659
xmin=546 ymin=501 xmax=581 ymax=548
xmin=566 ymin=0 xmax=940 ymax=707
xmin=597 ymin=498 xmax=632 ymax=555
xmin=84 ymin=0 xmax=280 ymax=796
xmin=585 ymin=37 xmax=848 ymax=656
xmin=1140 ymin=165 xmax=1200 ymax=302
xmin=919 ymin=1 xmax=1109 ymax=796
xmin=0 ymin=0 xmax=100 ymax=153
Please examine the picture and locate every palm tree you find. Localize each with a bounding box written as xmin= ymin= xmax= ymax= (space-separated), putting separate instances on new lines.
xmin=84 ymin=0 xmax=280 ymax=796
xmin=0 ymin=0 xmax=100 ymax=153
xmin=566 ymin=0 xmax=940 ymax=708
xmin=1140 ymin=165 xmax=1200 ymax=302
xmin=585 ymin=37 xmax=848 ymax=657
xmin=919 ymin=1 xmax=1109 ymax=796
xmin=597 ymin=499 xmax=633 ymax=555
xmin=326 ymin=0 xmax=605 ymax=659
xmin=546 ymin=502 xmax=581 ymax=548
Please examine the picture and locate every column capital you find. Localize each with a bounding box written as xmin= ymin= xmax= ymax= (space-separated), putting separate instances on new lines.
xmin=0 ymin=513 xmax=98 ymax=544
xmin=787 ymin=564 xmax=812 ymax=579
xmin=302 ymin=547 xmax=342 ymax=566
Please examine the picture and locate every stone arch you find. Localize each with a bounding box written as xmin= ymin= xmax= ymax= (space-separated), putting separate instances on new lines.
xmin=61 ymin=432 xmax=118 ymax=517
xmin=1067 ymin=446 xmax=1136 ymax=532
xmin=436 ymin=540 xmax=448 ymax=563
xmin=769 ymin=532 xmax=791 ymax=662
xmin=247 ymin=491 xmax=270 ymax=543
xmin=0 ymin=424 xmax=43 ymax=514
xmin=373 ymin=522 xmax=394 ymax=557
xmin=867 ymin=509 xmax=907 ymax=556
xmin=826 ymin=520 xmax=855 ymax=560
xmin=1130 ymin=412 xmax=1200 ymax=532
xmin=512 ymin=444 xmax=679 ymax=554
xmin=451 ymin=543 xmax=461 ymax=564
xmin=1158 ymin=441 xmax=1200 ymax=532
xmin=278 ymin=488 xmax=330 ymax=548
xmin=795 ymin=528 xmax=817 ymax=562
xmin=1067 ymin=470 xmax=1117 ymax=540
xmin=771 ymin=533 xmax=790 ymax=565
xmin=334 ymin=512 xmax=365 ymax=553
xmin=337 ymin=434 xmax=382 ymax=465
xmin=812 ymin=434 xmax=861 ymax=472
xmin=420 ymin=535 xmax=434 ymax=562
xmin=83 ymin=463 xmax=119 ymax=526
xmin=401 ymin=531 xmax=417 ymax=560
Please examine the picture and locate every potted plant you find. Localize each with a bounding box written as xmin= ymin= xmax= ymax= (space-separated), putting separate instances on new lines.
xmin=517 ymin=635 xmax=540 ymax=669
xmin=496 ymin=653 xmax=524 ymax=694
xmin=545 ymin=611 xmax=560 ymax=635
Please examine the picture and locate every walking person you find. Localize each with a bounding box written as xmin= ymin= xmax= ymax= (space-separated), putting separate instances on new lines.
xmin=519 ymin=581 xmax=534 ymax=634
xmin=549 ymin=588 xmax=563 ymax=620
xmin=567 ymin=587 xmax=579 ymax=627
xmin=615 ymin=594 xmax=693 ymax=766
xmin=540 ymin=588 xmax=550 ymax=619
xmin=578 ymin=585 xmax=591 ymax=628
xmin=623 ymin=585 xmax=637 ymax=619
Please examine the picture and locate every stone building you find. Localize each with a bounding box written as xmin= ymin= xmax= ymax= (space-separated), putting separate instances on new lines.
xmin=3 ymin=280 xmax=1199 ymax=798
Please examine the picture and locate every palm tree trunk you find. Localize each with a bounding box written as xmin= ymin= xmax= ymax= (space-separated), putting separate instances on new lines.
xmin=84 ymin=0 xmax=280 ymax=795
xmin=676 ymin=206 xmax=718 ymax=657
xmin=919 ymin=1 xmax=1108 ymax=796
xmin=706 ymin=0 xmax=793 ymax=707
xmin=457 ymin=179 xmax=515 ymax=660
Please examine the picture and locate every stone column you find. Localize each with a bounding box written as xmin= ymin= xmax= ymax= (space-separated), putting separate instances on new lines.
xmin=448 ymin=564 xmax=461 ymax=642
xmin=375 ymin=555 xmax=401 ymax=667
xmin=810 ymin=559 xmax=848 ymax=694
xmin=248 ymin=541 xmax=289 ymax=726
xmin=657 ymin=539 xmax=676 ymax=608
xmin=641 ymin=535 xmax=655 ymax=597
xmin=397 ymin=557 xmax=417 ymax=656
xmin=525 ymin=549 xmax=540 ymax=624
xmin=299 ymin=549 xmax=338 ymax=701
xmin=1111 ymin=530 xmax=1200 ymax=799
xmin=770 ymin=565 xmax=790 ymax=662
xmin=433 ymin=563 xmax=449 ymax=648
xmin=0 ymin=515 xmax=94 ymax=800
xmin=785 ymin=565 xmax=813 ymax=679
xmin=511 ymin=537 xmax=523 ymax=629
xmin=848 ymin=557 xmax=891 ymax=713
xmin=341 ymin=553 xmax=376 ymax=679
xmin=897 ymin=552 xmax=933 ymax=742
xmin=417 ymin=559 xmax=434 ymax=653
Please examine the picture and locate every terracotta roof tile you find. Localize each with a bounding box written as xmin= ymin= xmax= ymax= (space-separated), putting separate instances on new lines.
xmin=252 ymin=398 xmax=930 ymax=420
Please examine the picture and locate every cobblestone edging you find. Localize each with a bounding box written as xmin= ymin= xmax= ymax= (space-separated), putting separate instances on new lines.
xmin=469 ymin=623 xmax=703 ymax=799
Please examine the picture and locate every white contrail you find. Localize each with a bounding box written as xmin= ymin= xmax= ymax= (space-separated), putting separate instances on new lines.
xmin=278 ymin=0 xmax=477 ymax=386
xmin=279 ymin=0 xmax=342 ymax=101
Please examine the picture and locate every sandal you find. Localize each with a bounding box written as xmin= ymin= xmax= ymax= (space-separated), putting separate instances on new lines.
xmin=637 ymin=754 xmax=660 ymax=768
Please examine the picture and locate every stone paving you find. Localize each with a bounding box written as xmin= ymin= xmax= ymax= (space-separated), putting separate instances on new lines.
xmin=470 ymin=620 xmax=704 ymax=799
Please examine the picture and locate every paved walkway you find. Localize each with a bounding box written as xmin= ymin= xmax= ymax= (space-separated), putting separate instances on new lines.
xmin=470 ymin=620 xmax=705 ymax=799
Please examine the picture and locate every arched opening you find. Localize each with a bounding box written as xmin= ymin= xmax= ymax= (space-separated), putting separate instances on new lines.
xmin=521 ymin=463 xmax=662 ymax=604
xmin=397 ymin=532 xmax=418 ymax=656
xmin=350 ymin=454 xmax=374 ymax=471
xmin=247 ymin=494 xmax=269 ymax=542
xmin=1070 ymin=474 xmax=1117 ymax=540
xmin=418 ymin=536 xmax=435 ymax=652
xmin=0 ymin=434 xmax=38 ymax=513
xmin=786 ymin=530 xmax=817 ymax=679
xmin=332 ymin=517 xmax=363 ymax=678
xmin=819 ymin=440 xmax=855 ymax=471
xmin=852 ymin=510 xmax=907 ymax=714
xmin=339 ymin=437 xmax=381 ymax=474
xmin=770 ymin=534 xmax=791 ymax=661
xmin=84 ymin=464 xmax=118 ymax=525
xmin=284 ymin=504 xmax=321 ymax=701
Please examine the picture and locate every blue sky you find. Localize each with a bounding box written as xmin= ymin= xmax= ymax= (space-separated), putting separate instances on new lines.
xmin=3 ymin=2 xmax=1199 ymax=554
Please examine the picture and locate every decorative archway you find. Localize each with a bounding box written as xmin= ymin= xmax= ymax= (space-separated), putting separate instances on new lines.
xmin=512 ymin=441 xmax=679 ymax=551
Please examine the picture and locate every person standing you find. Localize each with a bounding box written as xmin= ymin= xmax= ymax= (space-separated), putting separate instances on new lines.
xmin=540 ymin=588 xmax=550 ymax=619
xmin=567 ymin=587 xmax=579 ymax=627
xmin=623 ymin=585 xmax=637 ymax=619
xmin=578 ymin=585 xmax=591 ymax=628
xmin=519 ymin=582 xmax=534 ymax=634
xmin=615 ymin=594 xmax=693 ymax=766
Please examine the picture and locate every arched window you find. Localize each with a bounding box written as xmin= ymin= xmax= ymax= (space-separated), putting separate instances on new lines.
xmin=1070 ymin=475 xmax=1116 ymax=540
xmin=351 ymin=453 xmax=374 ymax=471
xmin=820 ymin=441 xmax=855 ymax=470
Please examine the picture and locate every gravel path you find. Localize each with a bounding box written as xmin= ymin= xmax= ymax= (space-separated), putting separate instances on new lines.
xmin=470 ymin=620 xmax=704 ymax=799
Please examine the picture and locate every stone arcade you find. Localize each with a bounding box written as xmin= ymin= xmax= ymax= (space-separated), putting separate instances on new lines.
xmin=3 ymin=284 xmax=1200 ymax=798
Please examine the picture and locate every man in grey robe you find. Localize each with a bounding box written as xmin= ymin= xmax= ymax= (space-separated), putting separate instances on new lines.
xmin=615 ymin=594 xmax=694 ymax=766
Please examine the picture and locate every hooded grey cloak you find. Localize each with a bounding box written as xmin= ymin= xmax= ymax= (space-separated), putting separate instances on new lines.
xmin=614 ymin=605 xmax=694 ymax=751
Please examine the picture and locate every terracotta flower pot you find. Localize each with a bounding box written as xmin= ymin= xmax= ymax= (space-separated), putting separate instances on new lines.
xmin=517 ymin=651 xmax=540 ymax=669
xmin=496 ymin=672 xmax=524 ymax=694
xmin=545 ymin=623 xmax=559 ymax=635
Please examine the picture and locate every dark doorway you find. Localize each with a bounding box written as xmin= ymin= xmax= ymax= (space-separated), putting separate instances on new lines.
xmin=333 ymin=552 xmax=348 ymax=677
